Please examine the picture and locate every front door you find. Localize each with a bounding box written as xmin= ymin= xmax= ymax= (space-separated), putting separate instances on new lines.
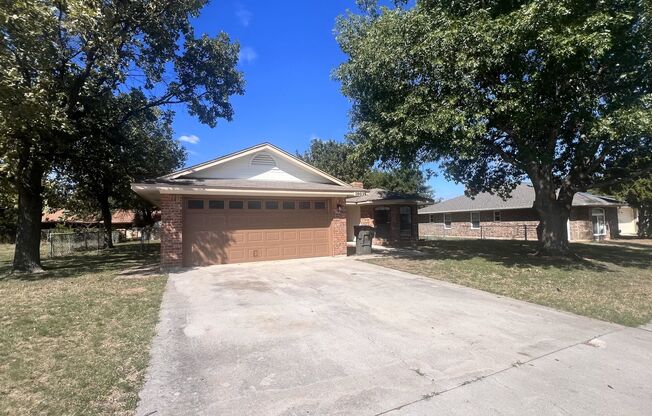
xmin=374 ymin=207 xmax=390 ymax=240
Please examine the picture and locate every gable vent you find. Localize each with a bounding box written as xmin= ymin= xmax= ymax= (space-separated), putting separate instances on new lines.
xmin=251 ymin=153 xmax=276 ymax=167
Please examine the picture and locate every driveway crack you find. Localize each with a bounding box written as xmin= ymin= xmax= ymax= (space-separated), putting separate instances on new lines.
xmin=373 ymin=328 xmax=623 ymax=416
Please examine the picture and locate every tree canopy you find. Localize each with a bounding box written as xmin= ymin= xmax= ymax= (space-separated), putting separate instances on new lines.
xmin=298 ymin=139 xmax=432 ymax=196
xmin=336 ymin=0 xmax=652 ymax=253
xmin=1 ymin=0 xmax=244 ymax=271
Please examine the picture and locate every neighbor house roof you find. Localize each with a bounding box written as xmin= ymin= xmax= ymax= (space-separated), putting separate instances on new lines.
xmin=132 ymin=143 xmax=359 ymax=205
xmin=346 ymin=188 xmax=434 ymax=206
xmin=41 ymin=209 xmax=137 ymax=225
xmin=419 ymin=183 xmax=625 ymax=214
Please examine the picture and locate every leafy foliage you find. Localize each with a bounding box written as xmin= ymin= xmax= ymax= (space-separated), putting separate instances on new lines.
xmin=335 ymin=0 xmax=652 ymax=252
xmin=298 ymin=139 xmax=432 ymax=196
xmin=0 ymin=0 xmax=244 ymax=269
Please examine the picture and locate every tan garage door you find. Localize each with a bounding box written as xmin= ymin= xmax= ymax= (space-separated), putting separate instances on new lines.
xmin=182 ymin=198 xmax=331 ymax=266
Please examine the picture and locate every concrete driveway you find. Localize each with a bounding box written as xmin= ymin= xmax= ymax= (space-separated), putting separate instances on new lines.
xmin=137 ymin=257 xmax=652 ymax=416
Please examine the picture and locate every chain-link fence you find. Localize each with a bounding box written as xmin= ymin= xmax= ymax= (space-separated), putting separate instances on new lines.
xmin=45 ymin=225 xmax=160 ymax=257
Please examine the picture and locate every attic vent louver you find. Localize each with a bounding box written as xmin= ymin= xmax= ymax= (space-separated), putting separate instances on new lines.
xmin=251 ymin=153 xmax=276 ymax=167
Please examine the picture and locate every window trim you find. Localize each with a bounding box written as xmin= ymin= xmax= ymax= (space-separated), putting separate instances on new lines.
xmin=247 ymin=200 xmax=262 ymax=210
xmin=470 ymin=212 xmax=481 ymax=229
xmin=591 ymin=208 xmax=607 ymax=236
xmin=443 ymin=213 xmax=452 ymax=229
xmin=187 ymin=199 xmax=204 ymax=210
xmin=265 ymin=200 xmax=279 ymax=210
xmin=493 ymin=211 xmax=501 ymax=222
xmin=228 ymin=200 xmax=244 ymax=209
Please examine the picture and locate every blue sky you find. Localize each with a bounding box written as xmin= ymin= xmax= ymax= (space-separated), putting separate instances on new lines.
xmin=171 ymin=0 xmax=465 ymax=199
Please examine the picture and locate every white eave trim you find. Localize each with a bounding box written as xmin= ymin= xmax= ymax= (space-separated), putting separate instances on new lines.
xmin=158 ymin=143 xmax=350 ymax=187
xmin=132 ymin=183 xmax=357 ymax=198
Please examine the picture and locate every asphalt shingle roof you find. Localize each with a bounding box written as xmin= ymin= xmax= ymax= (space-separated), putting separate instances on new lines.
xmin=346 ymin=188 xmax=433 ymax=205
xmin=419 ymin=183 xmax=625 ymax=214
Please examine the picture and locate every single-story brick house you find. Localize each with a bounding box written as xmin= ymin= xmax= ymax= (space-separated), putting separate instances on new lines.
xmin=132 ymin=143 xmax=423 ymax=268
xmin=419 ymin=183 xmax=638 ymax=241
xmin=346 ymin=187 xmax=433 ymax=246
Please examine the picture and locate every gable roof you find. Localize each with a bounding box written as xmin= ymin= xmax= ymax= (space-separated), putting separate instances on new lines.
xmin=419 ymin=183 xmax=626 ymax=214
xmin=159 ymin=142 xmax=349 ymax=186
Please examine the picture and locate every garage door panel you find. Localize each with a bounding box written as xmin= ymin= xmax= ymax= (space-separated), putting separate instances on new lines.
xmin=183 ymin=198 xmax=332 ymax=266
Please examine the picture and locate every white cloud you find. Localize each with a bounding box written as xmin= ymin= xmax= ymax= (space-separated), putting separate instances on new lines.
xmin=178 ymin=134 xmax=200 ymax=144
xmin=236 ymin=4 xmax=252 ymax=27
xmin=238 ymin=46 xmax=258 ymax=64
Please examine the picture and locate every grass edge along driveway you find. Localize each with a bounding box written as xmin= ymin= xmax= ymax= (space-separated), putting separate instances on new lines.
xmin=365 ymin=239 xmax=652 ymax=327
xmin=0 ymin=243 xmax=166 ymax=416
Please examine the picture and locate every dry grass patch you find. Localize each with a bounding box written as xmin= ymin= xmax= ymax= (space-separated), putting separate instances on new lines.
xmin=365 ymin=239 xmax=652 ymax=327
xmin=0 ymin=243 xmax=166 ymax=415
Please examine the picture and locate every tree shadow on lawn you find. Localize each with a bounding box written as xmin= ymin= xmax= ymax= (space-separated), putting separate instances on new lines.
xmin=408 ymin=239 xmax=651 ymax=271
xmin=0 ymin=243 xmax=161 ymax=281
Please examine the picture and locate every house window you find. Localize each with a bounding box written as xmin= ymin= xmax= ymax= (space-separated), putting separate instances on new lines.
xmin=592 ymin=208 xmax=606 ymax=236
xmin=429 ymin=214 xmax=436 ymax=223
xmin=400 ymin=206 xmax=412 ymax=230
xmin=299 ymin=201 xmax=311 ymax=209
xmin=208 ymin=200 xmax=224 ymax=209
xmin=229 ymin=200 xmax=244 ymax=209
xmin=247 ymin=200 xmax=262 ymax=209
xmin=443 ymin=213 xmax=452 ymax=229
xmin=314 ymin=201 xmax=326 ymax=209
xmin=494 ymin=211 xmax=501 ymax=222
xmin=283 ymin=201 xmax=295 ymax=209
xmin=187 ymin=200 xmax=204 ymax=209
xmin=265 ymin=200 xmax=279 ymax=209
xmin=470 ymin=212 xmax=480 ymax=229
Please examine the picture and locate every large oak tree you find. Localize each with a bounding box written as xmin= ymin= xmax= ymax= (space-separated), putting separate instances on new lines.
xmin=1 ymin=0 xmax=244 ymax=271
xmin=336 ymin=0 xmax=652 ymax=254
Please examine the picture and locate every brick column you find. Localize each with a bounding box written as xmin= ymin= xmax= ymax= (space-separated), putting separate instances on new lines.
xmin=160 ymin=194 xmax=183 ymax=268
xmin=330 ymin=197 xmax=347 ymax=256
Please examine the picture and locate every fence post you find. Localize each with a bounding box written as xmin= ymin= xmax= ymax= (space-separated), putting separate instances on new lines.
xmin=524 ymin=225 xmax=528 ymax=241
xmin=49 ymin=232 xmax=53 ymax=258
xmin=480 ymin=226 xmax=483 ymax=240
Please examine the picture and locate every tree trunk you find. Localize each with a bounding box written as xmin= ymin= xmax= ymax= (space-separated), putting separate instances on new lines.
xmin=100 ymin=196 xmax=114 ymax=249
xmin=13 ymin=157 xmax=45 ymax=273
xmin=531 ymin=176 xmax=573 ymax=256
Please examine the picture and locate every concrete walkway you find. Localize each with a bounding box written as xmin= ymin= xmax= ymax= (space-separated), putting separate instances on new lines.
xmin=137 ymin=257 xmax=652 ymax=416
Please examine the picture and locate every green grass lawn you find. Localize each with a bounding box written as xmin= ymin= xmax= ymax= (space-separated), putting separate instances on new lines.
xmin=0 ymin=243 xmax=166 ymax=415
xmin=366 ymin=239 xmax=652 ymax=327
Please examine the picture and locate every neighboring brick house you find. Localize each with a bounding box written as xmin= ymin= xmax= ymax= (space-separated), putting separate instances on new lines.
xmin=132 ymin=143 xmax=359 ymax=268
xmin=347 ymin=187 xmax=433 ymax=246
xmin=419 ymin=184 xmax=635 ymax=242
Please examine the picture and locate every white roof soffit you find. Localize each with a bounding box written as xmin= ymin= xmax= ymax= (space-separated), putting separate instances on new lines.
xmin=158 ymin=143 xmax=350 ymax=187
xmin=131 ymin=183 xmax=357 ymax=198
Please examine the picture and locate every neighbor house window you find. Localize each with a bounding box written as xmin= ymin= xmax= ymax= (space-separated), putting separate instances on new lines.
xmin=314 ymin=201 xmax=326 ymax=209
xmin=208 ymin=200 xmax=224 ymax=209
xmin=265 ymin=200 xmax=279 ymax=209
xmin=399 ymin=206 xmax=412 ymax=230
xmin=283 ymin=201 xmax=295 ymax=209
xmin=443 ymin=213 xmax=452 ymax=229
xmin=494 ymin=211 xmax=501 ymax=222
xmin=187 ymin=200 xmax=204 ymax=209
xmin=229 ymin=200 xmax=244 ymax=209
xmin=429 ymin=214 xmax=436 ymax=223
xmin=470 ymin=212 xmax=481 ymax=229
xmin=299 ymin=201 xmax=311 ymax=209
xmin=247 ymin=200 xmax=262 ymax=209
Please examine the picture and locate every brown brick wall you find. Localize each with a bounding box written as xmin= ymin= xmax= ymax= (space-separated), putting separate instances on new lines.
xmin=160 ymin=194 xmax=183 ymax=268
xmin=419 ymin=207 xmax=617 ymax=241
xmin=330 ymin=197 xmax=347 ymax=256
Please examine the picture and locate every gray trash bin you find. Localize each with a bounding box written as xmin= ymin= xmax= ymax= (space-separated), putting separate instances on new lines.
xmin=354 ymin=225 xmax=375 ymax=255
